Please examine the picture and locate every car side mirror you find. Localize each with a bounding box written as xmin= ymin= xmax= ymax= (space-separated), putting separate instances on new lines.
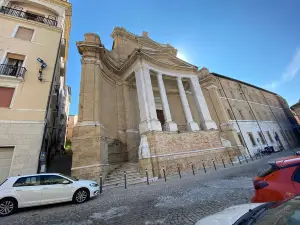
xmin=62 ymin=180 xmax=71 ymax=184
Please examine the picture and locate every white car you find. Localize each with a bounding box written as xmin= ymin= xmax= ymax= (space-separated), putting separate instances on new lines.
xmin=0 ymin=173 xmax=100 ymax=216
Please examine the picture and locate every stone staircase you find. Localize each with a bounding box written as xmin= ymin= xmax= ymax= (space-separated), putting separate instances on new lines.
xmin=103 ymin=162 xmax=144 ymax=189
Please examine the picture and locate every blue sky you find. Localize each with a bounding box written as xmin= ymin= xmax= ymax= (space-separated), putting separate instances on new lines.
xmin=67 ymin=0 xmax=300 ymax=115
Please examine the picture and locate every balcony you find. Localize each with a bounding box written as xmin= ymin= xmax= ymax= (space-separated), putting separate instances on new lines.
xmin=0 ymin=64 xmax=27 ymax=78
xmin=0 ymin=6 xmax=57 ymax=27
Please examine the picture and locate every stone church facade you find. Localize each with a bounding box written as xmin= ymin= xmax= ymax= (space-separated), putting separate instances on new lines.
xmin=71 ymin=27 xmax=299 ymax=181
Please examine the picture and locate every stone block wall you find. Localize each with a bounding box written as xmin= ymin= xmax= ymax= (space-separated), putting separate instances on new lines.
xmin=0 ymin=121 xmax=44 ymax=176
xmin=141 ymin=131 xmax=241 ymax=177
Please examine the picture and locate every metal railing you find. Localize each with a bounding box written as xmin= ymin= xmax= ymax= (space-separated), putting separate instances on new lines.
xmin=0 ymin=64 xmax=27 ymax=78
xmin=0 ymin=6 xmax=58 ymax=27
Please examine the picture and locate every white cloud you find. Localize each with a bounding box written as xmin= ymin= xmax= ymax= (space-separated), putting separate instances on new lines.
xmin=264 ymin=48 xmax=300 ymax=90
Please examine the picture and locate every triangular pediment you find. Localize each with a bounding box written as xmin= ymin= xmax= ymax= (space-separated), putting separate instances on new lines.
xmin=141 ymin=50 xmax=197 ymax=69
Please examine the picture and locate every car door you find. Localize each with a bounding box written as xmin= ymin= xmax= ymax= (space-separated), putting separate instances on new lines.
xmin=40 ymin=175 xmax=74 ymax=204
xmin=291 ymin=166 xmax=300 ymax=193
xmin=13 ymin=175 xmax=43 ymax=207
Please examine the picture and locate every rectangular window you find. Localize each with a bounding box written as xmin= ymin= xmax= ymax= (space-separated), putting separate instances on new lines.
xmin=15 ymin=27 xmax=34 ymax=41
xmin=0 ymin=87 xmax=15 ymax=108
xmin=237 ymin=133 xmax=246 ymax=147
xmin=266 ymin=131 xmax=274 ymax=143
xmin=248 ymin=132 xmax=257 ymax=146
xmin=227 ymin=109 xmax=234 ymax=120
xmin=258 ymin=132 xmax=267 ymax=145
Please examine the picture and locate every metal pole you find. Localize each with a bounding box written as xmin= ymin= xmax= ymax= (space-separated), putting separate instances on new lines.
xmin=177 ymin=164 xmax=181 ymax=179
xmin=221 ymin=158 xmax=226 ymax=168
xmin=238 ymin=156 xmax=242 ymax=164
xmin=163 ymin=167 xmax=167 ymax=182
xmin=100 ymin=175 xmax=103 ymax=194
xmin=146 ymin=169 xmax=149 ymax=185
xmin=230 ymin=157 xmax=234 ymax=166
xmin=124 ymin=171 xmax=127 ymax=189
xmin=191 ymin=163 xmax=195 ymax=175
xmin=202 ymin=161 xmax=207 ymax=173
xmin=213 ymin=160 xmax=217 ymax=170
xmin=250 ymin=154 xmax=254 ymax=161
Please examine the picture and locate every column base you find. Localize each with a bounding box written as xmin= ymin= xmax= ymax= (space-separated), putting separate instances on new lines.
xmin=200 ymin=120 xmax=218 ymax=130
xmin=163 ymin=121 xmax=178 ymax=132
xmin=150 ymin=119 xmax=163 ymax=131
xmin=187 ymin=121 xmax=200 ymax=132
xmin=139 ymin=120 xmax=152 ymax=134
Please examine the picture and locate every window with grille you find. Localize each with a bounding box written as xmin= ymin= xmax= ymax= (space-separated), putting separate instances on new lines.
xmin=248 ymin=132 xmax=257 ymax=146
xmin=258 ymin=132 xmax=267 ymax=145
xmin=0 ymin=87 xmax=15 ymax=108
xmin=266 ymin=131 xmax=274 ymax=143
xmin=15 ymin=27 xmax=34 ymax=41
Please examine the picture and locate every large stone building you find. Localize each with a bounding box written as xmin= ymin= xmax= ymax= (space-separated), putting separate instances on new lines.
xmin=291 ymin=101 xmax=300 ymax=125
xmin=72 ymin=27 xmax=299 ymax=181
xmin=0 ymin=0 xmax=71 ymax=182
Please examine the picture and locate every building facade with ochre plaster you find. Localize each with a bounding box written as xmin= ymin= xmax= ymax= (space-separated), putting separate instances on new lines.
xmin=72 ymin=28 xmax=299 ymax=182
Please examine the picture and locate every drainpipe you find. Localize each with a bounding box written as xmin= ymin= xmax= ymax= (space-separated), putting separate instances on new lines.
xmin=260 ymin=91 xmax=292 ymax=151
xmin=238 ymin=83 xmax=269 ymax=150
xmin=38 ymin=33 xmax=62 ymax=173
xmin=217 ymin=78 xmax=251 ymax=155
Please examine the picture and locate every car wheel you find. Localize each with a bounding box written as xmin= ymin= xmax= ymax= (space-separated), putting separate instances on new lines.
xmin=73 ymin=188 xmax=90 ymax=204
xmin=0 ymin=198 xmax=17 ymax=217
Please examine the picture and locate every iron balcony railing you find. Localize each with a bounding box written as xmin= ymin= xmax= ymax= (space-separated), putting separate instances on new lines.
xmin=0 ymin=64 xmax=27 ymax=78
xmin=0 ymin=6 xmax=58 ymax=27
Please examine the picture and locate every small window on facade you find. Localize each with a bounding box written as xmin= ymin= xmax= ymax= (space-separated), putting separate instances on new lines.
xmin=248 ymin=132 xmax=257 ymax=146
xmin=230 ymin=91 xmax=235 ymax=99
xmin=266 ymin=131 xmax=274 ymax=143
xmin=0 ymin=87 xmax=15 ymax=108
xmin=15 ymin=27 xmax=34 ymax=41
xmin=237 ymin=133 xmax=246 ymax=147
xmin=227 ymin=109 xmax=234 ymax=120
xmin=258 ymin=132 xmax=267 ymax=145
xmin=218 ymin=89 xmax=224 ymax=97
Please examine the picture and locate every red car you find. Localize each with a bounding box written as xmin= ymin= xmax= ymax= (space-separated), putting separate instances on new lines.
xmin=252 ymin=155 xmax=300 ymax=203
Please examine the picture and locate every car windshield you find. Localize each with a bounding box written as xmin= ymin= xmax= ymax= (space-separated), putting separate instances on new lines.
xmin=254 ymin=196 xmax=300 ymax=224
xmin=257 ymin=165 xmax=279 ymax=177
xmin=59 ymin=174 xmax=78 ymax=181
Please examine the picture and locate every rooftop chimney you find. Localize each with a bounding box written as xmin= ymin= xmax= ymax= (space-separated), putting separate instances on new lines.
xmin=142 ymin=31 xmax=148 ymax=37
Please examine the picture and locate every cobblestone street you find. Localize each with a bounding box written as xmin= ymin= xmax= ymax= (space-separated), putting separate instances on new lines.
xmin=0 ymin=151 xmax=294 ymax=225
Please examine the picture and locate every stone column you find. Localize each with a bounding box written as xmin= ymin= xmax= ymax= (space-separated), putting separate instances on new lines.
xmin=157 ymin=73 xmax=178 ymax=131
xmin=189 ymin=76 xmax=217 ymax=130
xmin=135 ymin=66 xmax=162 ymax=133
xmin=71 ymin=33 xmax=104 ymax=181
xmin=177 ymin=77 xmax=199 ymax=131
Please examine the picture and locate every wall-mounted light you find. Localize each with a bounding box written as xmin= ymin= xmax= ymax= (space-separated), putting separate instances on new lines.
xmin=37 ymin=58 xmax=47 ymax=81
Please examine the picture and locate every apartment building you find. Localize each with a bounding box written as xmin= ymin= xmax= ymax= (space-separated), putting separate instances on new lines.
xmin=0 ymin=0 xmax=71 ymax=182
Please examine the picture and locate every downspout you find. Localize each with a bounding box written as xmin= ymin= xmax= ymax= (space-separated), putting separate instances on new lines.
xmin=38 ymin=33 xmax=63 ymax=173
xmin=238 ymin=83 xmax=269 ymax=150
xmin=260 ymin=91 xmax=292 ymax=151
xmin=217 ymin=78 xmax=251 ymax=155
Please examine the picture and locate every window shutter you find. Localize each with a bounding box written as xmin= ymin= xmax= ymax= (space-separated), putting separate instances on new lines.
xmin=0 ymin=87 xmax=15 ymax=108
xmin=15 ymin=27 xmax=34 ymax=41
xmin=6 ymin=53 xmax=26 ymax=61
